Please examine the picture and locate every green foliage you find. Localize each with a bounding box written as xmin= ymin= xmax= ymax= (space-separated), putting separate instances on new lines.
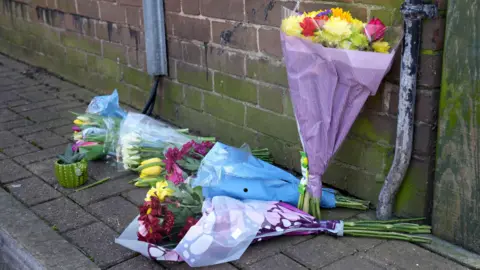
xmin=57 ymin=144 xmax=85 ymax=164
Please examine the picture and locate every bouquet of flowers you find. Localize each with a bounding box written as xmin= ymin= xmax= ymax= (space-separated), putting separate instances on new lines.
xmin=116 ymin=112 xmax=212 ymax=170
xmin=117 ymin=194 xmax=431 ymax=267
xmin=72 ymin=113 xmax=122 ymax=160
xmin=282 ymin=7 xmax=397 ymax=53
xmin=280 ymin=6 xmax=402 ymax=218
xmin=71 ymin=90 xmax=126 ymax=160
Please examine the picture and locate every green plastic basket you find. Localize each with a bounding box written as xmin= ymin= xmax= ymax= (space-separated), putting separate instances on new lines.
xmin=54 ymin=159 xmax=88 ymax=188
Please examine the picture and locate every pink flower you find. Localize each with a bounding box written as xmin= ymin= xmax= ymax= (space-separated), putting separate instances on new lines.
xmin=365 ymin=17 xmax=386 ymax=41
xmin=72 ymin=126 xmax=81 ymax=132
xmin=166 ymin=164 xmax=184 ymax=185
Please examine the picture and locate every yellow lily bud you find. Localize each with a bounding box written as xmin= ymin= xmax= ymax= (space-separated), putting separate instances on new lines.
xmin=73 ymin=119 xmax=84 ymax=126
xmin=140 ymin=166 xmax=162 ymax=178
xmin=140 ymin=158 xmax=162 ymax=166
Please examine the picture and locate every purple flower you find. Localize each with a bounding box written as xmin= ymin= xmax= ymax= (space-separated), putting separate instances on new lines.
xmin=72 ymin=126 xmax=81 ymax=132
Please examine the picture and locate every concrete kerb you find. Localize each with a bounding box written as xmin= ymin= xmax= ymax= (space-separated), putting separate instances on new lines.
xmin=0 ymin=187 xmax=100 ymax=270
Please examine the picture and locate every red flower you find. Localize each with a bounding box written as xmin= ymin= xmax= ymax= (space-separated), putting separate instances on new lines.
xmin=193 ymin=141 xmax=214 ymax=156
xmin=365 ymin=17 xmax=386 ymax=41
xmin=178 ymin=217 xmax=199 ymax=241
xmin=314 ymin=15 xmax=329 ymax=28
xmin=300 ymin=17 xmax=318 ymax=37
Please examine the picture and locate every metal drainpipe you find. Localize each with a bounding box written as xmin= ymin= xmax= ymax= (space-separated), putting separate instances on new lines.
xmin=376 ymin=0 xmax=437 ymax=220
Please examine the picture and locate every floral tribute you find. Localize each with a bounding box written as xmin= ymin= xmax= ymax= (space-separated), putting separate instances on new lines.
xmin=281 ymin=7 xmax=391 ymax=53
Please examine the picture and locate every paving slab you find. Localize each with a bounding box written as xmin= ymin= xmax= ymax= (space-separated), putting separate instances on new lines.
xmin=23 ymin=130 xmax=69 ymax=149
xmin=0 ymin=152 xmax=6 ymax=160
xmin=52 ymin=124 xmax=76 ymax=137
xmin=321 ymin=208 xmax=364 ymax=220
xmin=0 ymin=159 xmax=32 ymax=184
xmin=322 ymin=254 xmax=384 ymax=270
xmin=363 ymin=241 xmax=468 ymax=270
xmin=167 ymin=262 xmax=238 ymax=269
xmin=6 ymin=176 xmax=62 ymax=206
xmin=0 ymin=109 xmax=23 ymax=123
xmin=0 ymin=130 xmax=26 ymax=149
xmin=64 ymin=222 xmax=136 ymax=268
xmin=122 ymin=187 xmax=150 ymax=206
xmin=247 ymin=254 xmax=307 ymax=270
xmin=88 ymin=160 xmax=133 ymax=181
xmin=11 ymin=118 xmax=72 ymax=136
xmin=25 ymin=158 xmax=57 ymax=184
xmin=338 ymin=237 xmax=385 ymax=252
xmin=31 ymin=197 xmax=97 ymax=233
xmin=109 ymin=256 xmax=164 ymax=270
xmin=14 ymin=144 xmax=66 ymax=165
xmin=69 ymin=176 xmax=136 ymax=206
xmin=87 ymin=196 xmax=138 ymax=233
xmin=233 ymin=235 xmax=312 ymax=267
xmin=284 ymin=235 xmax=357 ymax=269
xmin=0 ymin=118 xmax=33 ymax=131
xmin=9 ymin=99 xmax=63 ymax=113
xmin=2 ymin=142 xmax=41 ymax=157
xmin=0 ymin=187 xmax=99 ymax=270
xmin=19 ymin=108 xmax=64 ymax=123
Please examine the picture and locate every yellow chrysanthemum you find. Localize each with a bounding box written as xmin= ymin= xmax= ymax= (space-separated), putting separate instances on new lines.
xmin=145 ymin=180 xmax=174 ymax=202
xmin=331 ymin=7 xmax=353 ymax=23
xmin=281 ymin=15 xmax=305 ymax=38
xmin=351 ymin=18 xmax=365 ymax=33
xmin=323 ymin=17 xmax=352 ymax=39
xmin=372 ymin=41 xmax=390 ymax=53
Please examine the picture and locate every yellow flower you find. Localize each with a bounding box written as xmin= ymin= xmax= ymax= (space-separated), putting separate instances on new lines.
xmin=281 ymin=15 xmax=305 ymax=38
xmin=73 ymin=119 xmax=84 ymax=126
xmin=372 ymin=41 xmax=390 ymax=53
xmin=351 ymin=19 xmax=365 ymax=33
xmin=140 ymin=158 xmax=162 ymax=166
xmin=305 ymin=10 xmax=322 ymax=18
xmin=331 ymin=7 xmax=353 ymax=23
xmin=323 ymin=17 xmax=352 ymax=39
xmin=301 ymin=156 xmax=308 ymax=167
xmin=145 ymin=180 xmax=174 ymax=202
xmin=139 ymin=158 xmax=163 ymax=179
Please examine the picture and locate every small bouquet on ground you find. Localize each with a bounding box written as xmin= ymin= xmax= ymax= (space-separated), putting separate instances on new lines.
xmin=117 ymin=112 xmax=214 ymax=170
xmin=280 ymin=6 xmax=402 ymax=218
xmin=117 ymin=194 xmax=431 ymax=267
xmin=72 ymin=113 xmax=122 ymax=160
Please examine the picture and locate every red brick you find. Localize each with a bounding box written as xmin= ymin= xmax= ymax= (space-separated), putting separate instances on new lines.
xmin=32 ymin=0 xmax=48 ymax=7
xmin=421 ymin=18 xmax=446 ymax=50
xmin=66 ymin=15 xmax=95 ymax=37
xmin=77 ymin=0 xmax=99 ymax=19
xmin=206 ymin=46 xmax=245 ymax=76
xmin=212 ymin=21 xmax=257 ymax=51
xmin=126 ymin=6 xmax=141 ymax=27
xmin=201 ymin=0 xmax=244 ymax=21
xmin=99 ymin=2 xmax=126 ymax=24
xmin=182 ymin=0 xmax=200 ymax=15
xmin=258 ymin=27 xmax=282 ymax=58
xmin=164 ymin=0 xmax=181 ymax=12
xmin=166 ymin=14 xmax=211 ymax=42
xmin=182 ymin=42 xmax=202 ymax=65
xmin=118 ymin=0 xmax=142 ymax=6
xmin=167 ymin=38 xmax=182 ymax=59
xmin=245 ymin=0 xmax=296 ymax=27
xmin=57 ymin=0 xmax=77 ymax=13
xmin=127 ymin=48 xmax=146 ymax=70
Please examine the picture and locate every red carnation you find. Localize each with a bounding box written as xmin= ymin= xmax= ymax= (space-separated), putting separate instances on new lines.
xmin=178 ymin=217 xmax=199 ymax=241
xmin=300 ymin=17 xmax=318 ymax=37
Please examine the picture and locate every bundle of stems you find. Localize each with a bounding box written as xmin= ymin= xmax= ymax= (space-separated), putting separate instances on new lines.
xmin=343 ymin=218 xmax=432 ymax=243
xmin=251 ymin=148 xmax=274 ymax=163
xmin=335 ymin=194 xmax=370 ymax=210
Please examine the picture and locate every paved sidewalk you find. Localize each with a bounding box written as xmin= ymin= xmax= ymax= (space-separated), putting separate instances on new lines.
xmin=0 ymin=53 xmax=471 ymax=270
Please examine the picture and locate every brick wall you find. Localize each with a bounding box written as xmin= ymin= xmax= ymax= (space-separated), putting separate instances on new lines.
xmin=0 ymin=0 xmax=446 ymax=217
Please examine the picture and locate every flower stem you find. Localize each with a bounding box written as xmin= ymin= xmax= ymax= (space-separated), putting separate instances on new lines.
xmin=75 ymin=177 xmax=111 ymax=192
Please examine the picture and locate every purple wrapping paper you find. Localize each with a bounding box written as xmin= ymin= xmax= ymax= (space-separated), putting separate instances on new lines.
xmin=280 ymin=31 xmax=397 ymax=198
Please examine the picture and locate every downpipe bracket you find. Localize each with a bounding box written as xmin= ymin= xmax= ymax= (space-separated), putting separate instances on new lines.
xmin=400 ymin=3 xmax=438 ymax=20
